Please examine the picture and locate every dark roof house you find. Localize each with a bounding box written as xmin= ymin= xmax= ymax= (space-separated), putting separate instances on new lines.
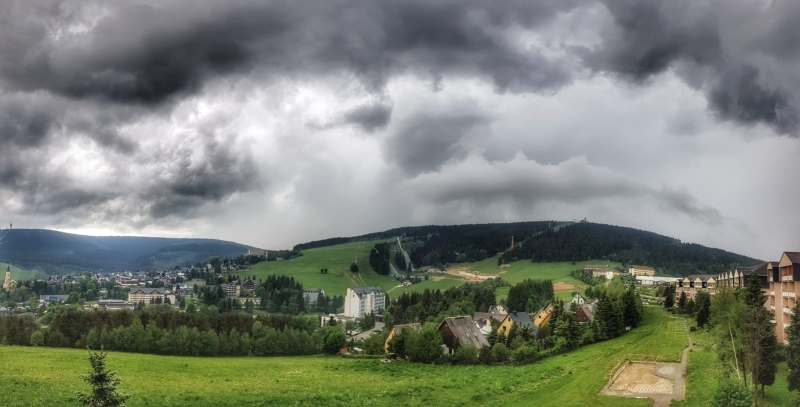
xmin=438 ymin=316 xmax=489 ymax=354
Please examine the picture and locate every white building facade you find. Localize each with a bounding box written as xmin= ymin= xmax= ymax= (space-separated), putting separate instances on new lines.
xmin=343 ymin=287 xmax=385 ymax=318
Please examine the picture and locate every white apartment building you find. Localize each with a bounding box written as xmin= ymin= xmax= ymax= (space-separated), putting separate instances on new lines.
xmin=343 ymin=287 xmax=385 ymax=318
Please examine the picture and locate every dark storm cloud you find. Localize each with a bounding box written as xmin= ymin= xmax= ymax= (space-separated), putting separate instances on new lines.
xmin=0 ymin=0 xmax=579 ymax=105
xmin=0 ymin=0 xmax=585 ymax=225
xmin=587 ymin=0 xmax=800 ymax=134
xmin=384 ymin=112 xmax=491 ymax=175
xmin=342 ymin=103 xmax=393 ymax=133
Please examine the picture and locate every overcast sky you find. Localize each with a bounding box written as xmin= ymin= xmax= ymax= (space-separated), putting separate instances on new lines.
xmin=2 ymin=0 xmax=800 ymax=260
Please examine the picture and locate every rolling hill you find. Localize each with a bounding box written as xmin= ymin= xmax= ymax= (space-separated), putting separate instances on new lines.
xmin=294 ymin=221 xmax=761 ymax=277
xmin=0 ymin=229 xmax=256 ymax=274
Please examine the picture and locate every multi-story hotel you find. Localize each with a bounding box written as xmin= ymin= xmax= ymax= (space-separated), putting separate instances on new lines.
xmin=343 ymin=287 xmax=386 ymax=318
xmin=767 ymin=252 xmax=800 ymax=344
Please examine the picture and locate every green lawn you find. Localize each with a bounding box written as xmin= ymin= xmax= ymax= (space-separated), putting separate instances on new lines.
xmin=0 ymin=307 xmax=684 ymax=407
xmin=240 ymin=240 xmax=398 ymax=297
xmin=0 ymin=262 xmax=39 ymax=281
xmin=675 ymin=320 xmax=795 ymax=407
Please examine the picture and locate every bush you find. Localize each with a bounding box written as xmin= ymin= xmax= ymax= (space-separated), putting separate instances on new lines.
xmin=478 ymin=346 xmax=493 ymax=365
xmin=511 ymin=344 xmax=539 ymax=365
xmin=322 ymin=326 xmax=345 ymax=355
xmin=453 ymin=345 xmax=479 ymax=365
xmin=406 ymin=327 xmax=444 ymax=364
xmin=491 ymin=343 xmax=510 ymax=363
xmin=689 ymin=326 xmax=697 ymax=332
xmin=712 ymin=377 xmax=752 ymax=407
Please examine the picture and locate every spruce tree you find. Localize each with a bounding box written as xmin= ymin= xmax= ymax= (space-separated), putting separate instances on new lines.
xmin=678 ymin=291 xmax=687 ymax=312
xmin=76 ymin=350 xmax=130 ymax=407
xmin=787 ymin=301 xmax=800 ymax=399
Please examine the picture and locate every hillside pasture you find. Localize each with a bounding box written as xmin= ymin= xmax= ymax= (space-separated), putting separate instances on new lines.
xmin=0 ymin=307 xmax=685 ymax=407
xmin=241 ymin=240 xmax=398 ymax=297
xmin=0 ymin=262 xmax=39 ymax=281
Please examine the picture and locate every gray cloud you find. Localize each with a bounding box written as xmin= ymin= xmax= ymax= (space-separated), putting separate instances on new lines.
xmin=586 ymin=0 xmax=800 ymax=134
xmin=341 ymin=103 xmax=393 ymax=133
xmin=384 ymin=111 xmax=491 ymax=175
xmin=404 ymin=154 xmax=721 ymax=224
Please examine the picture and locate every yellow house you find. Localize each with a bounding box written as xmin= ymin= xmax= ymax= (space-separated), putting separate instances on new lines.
xmin=384 ymin=323 xmax=421 ymax=353
xmin=532 ymin=304 xmax=554 ymax=328
xmin=497 ymin=312 xmax=536 ymax=337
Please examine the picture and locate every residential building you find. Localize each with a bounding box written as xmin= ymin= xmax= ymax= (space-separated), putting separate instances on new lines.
xmin=128 ymin=287 xmax=170 ymax=305
xmin=676 ymin=275 xmax=717 ymax=300
xmin=718 ymin=264 xmax=770 ymax=290
xmin=384 ymin=323 xmax=422 ymax=353
xmin=438 ymin=316 xmax=489 ymax=354
xmin=247 ymin=249 xmax=267 ymax=257
xmin=768 ymin=252 xmax=800 ymax=344
xmin=220 ymin=283 xmax=239 ymax=298
xmin=531 ymin=304 xmax=554 ymax=328
xmin=584 ymin=265 xmax=619 ymax=279
xmin=304 ymin=288 xmax=325 ymax=304
xmin=635 ymin=276 xmax=680 ymax=287
xmin=343 ymin=287 xmax=385 ymax=318
xmin=629 ymin=265 xmax=656 ymax=276
xmin=570 ymin=292 xmax=589 ymax=306
xmin=497 ymin=312 xmax=537 ymax=337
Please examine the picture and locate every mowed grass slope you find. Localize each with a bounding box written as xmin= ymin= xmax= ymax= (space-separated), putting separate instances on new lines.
xmin=0 ymin=262 xmax=39 ymax=281
xmin=0 ymin=307 xmax=684 ymax=407
xmin=243 ymin=241 xmax=397 ymax=297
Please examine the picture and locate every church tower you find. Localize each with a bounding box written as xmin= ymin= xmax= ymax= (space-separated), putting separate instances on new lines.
xmin=3 ymin=265 xmax=10 ymax=289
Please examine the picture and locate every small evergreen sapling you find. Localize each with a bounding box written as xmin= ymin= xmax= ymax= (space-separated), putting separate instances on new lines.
xmin=76 ymin=349 xmax=130 ymax=407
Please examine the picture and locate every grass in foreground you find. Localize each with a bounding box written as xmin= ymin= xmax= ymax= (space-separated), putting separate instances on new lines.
xmin=674 ymin=321 xmax=795 ymax=407
xmin=0 ymin=307 xmax=682 ymax=407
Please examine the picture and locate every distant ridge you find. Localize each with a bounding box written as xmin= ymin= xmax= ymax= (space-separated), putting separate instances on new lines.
xmin=0 ymin=229 xmax=256 ymax=274
xmin=295 ymin=221 xmax=761 ymax=277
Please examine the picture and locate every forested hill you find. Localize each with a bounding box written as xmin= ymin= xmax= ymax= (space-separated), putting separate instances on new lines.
xmin=501 ymin=222 xmax=761 ymax=276
xmin=295 ymin=221 xmax=556 ymax=265
xmin=295 ymin=221 xmax=760 ymax=277
xmin=0 ymin=229 xmax=255 ymax=274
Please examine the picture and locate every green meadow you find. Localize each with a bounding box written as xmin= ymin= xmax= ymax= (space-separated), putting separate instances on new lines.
xmin=0 ymin=307 xmax=687 ymax=407
xmin=0 ymin=262 xmax=39 ymax=281
xmin=239 ymin=238 xmax=621 ymax=301
xmin=675 ymin=321 xmax=794 ymax=407
xmin=241 ymin=240 xmax=398 ymax=297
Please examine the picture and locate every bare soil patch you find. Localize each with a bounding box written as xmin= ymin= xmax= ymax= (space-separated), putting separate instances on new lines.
xmin=553 ymin=282 xmax=581 ymax=291
xmin=609 ymin=362 xmax=673 ymax=394
xmin=444 ymin=267 xmax=495 ymax=282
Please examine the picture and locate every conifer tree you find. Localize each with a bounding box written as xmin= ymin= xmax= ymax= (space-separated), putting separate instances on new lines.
xmin=786 ymin=301 xmax=800 ymax=401
xmin=76 ymin=349 xmax=130 ymax=407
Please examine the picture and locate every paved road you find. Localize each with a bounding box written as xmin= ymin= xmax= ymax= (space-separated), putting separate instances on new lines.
xmin=349 ymin=321 xmax=385 ymax=341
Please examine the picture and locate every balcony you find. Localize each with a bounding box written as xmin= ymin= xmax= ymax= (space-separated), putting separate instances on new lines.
xmin=771 ymin=291 xmax=776 ymax=296
xmin=791 ymin=292 xmax=797 ymax=298
xmin=784 ymin=292 xmax=790 ymax=298
xmin=771 ymin=305 xmax=776 ymax=310
xmin=785 ymin=308 xmax=793 ymax=315
xmin=783 ymin=275 xmax=793 ymax=282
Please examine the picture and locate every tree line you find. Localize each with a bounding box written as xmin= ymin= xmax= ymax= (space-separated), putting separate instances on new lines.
xmin=501 ymin=223 xmax=759 ymax=276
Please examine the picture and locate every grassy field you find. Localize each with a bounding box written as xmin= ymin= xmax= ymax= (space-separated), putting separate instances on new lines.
xmin=675 ymin=320 xmax=795 ymax=407
xmin=0 ymin=262 xmax=39 ymax=281
xmin=0 ymin=307 xmax=685 ymax=407
xmin=241 ymin=240 xmax=398 ymax=297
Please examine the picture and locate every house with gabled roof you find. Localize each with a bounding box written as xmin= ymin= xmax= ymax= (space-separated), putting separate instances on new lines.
xmin=496 ymin=311 xmax=538 ymax=337
xmin=438 ymin=316 xmax=489 ymax=354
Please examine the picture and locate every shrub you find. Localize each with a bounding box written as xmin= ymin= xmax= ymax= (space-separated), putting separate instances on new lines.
xmin=491 ymin=343 xmax=511 ymax=363
xmin=712 ymin=377 xmax=752 ymax=407
xmin=406 ymin=327 xmax=444 ymax=364
xmin=689 ymin=326 xmax=697 ymax=332
xmin=453 ymin=345 xmax=479 ymax=365
xmin=510 ymin=345 xmax=539 ymax=365
xmin=478 ymin=346 xmax=493 ymax=365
